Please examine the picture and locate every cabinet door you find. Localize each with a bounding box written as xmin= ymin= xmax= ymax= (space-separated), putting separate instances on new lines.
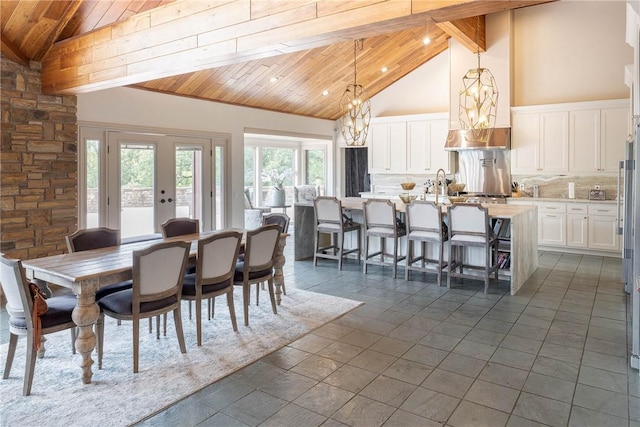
xmin=511 ymin=113 xmax=540 ymax=173
xmin=368 ymin=123 xmax=390 ymax=173
xmin=540 ymin=111 xmax=569 ymax=173
xmin=539 ymin=213 xmax=566 ymax=246
xmin=569 ymin=109 xmax=599 ymax=172
xmin=588 ymin=215 xmax=619 ymax=251
xmin=429 ymin=119 xmax=451 ymax=173
xmin=566 ymin=214 xmax=588 ymax=248
xmin=600 ymin=107 xmax=629 ymax=172
xmin=407 ymin=120 xmax=429 ymax=173
xmin=388 ymin=122 xmax=407 ymax=172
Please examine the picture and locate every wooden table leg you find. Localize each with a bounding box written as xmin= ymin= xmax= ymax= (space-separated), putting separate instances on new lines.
xmin=71 ymin=279 xmax=100 ymax=384
xmin=273 ymin=234 xmax=287 ymax=305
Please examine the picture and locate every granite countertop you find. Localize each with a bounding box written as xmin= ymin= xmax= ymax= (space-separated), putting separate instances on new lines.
xmin=510 ymin=197 xmax=619 ymax=204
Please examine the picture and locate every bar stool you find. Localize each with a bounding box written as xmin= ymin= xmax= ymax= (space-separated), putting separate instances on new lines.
xmin=313 ymin=197 xmax=361 ymax=270
xmin=405 ymin=200 xmax=448 ymax=285
xmin=446 ymin=203 xmax=499 ymax=293
xmin=362 ymin=199 xmax=406 ymax=278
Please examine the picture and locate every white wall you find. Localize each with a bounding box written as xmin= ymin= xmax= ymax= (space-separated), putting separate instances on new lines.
xmin=77 ymin=87 xmax=335 ymax=228
xmin=513 ymin=0 xmax=632 ymax=106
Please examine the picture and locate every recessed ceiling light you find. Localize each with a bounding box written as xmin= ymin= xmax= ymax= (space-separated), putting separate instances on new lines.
xmin=423 ymin=37 xmax=431 ymax=45
xmin=322 ymin=90 xmax=330 ymax=96
xmin=269 ymin=77 xmax=279 ymax=83
xmin=381 ymin=66 xmax=388 ymax=73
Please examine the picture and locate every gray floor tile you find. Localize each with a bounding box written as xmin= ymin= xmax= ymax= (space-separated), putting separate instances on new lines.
xmin=401 ymin=344 xmax=449 ymax=367
xmin=531 ymin=356 xmax=579 ymax=382
xmin=581 ymin=350 xmax=628 ymax=374
xmin=381 ymin=409 xmax=443 ymax=427
xmin=263 ymin=346 xmax=313 ymax=370
xmin=332 ymin=395 xmax=396 ymax=427
xmin=400 ymin=387 xmax=460 ymax=422
xmin=465 ymin=327 xmax=506 ymax=346
xmin=421 ymin=368 xmax=474 ymax=398
xmin=573 ymin=384 xmax=629 ymax=418
xmin=138 ymin=398 xmax=217 ymax=426
xmin=313 ymin=322 xmax=354 ymax=340
xmin=507 ymin=323 xmax=548 ymax=341
xmin=512 ymin=392 xmax=571 ymax=427
xmin=500 ymin=334 xmax=543 ymax=355
xmin=293 ymin=382 xmax=355 ymax=417
xmin=368 ymin=336 xmax=414 ymax=358
xmin=448 ymin=400 xmax=509 ymax=427
xmin=382 ymin=358 xmax=433 ymax=386
xmin=465 ymin=379 xmax=520 ymax=413
xmin=323 ymin=364 xmax=378 ymax=394
xmin=538 ymin=342 xmax=583 ymax=364
xmin=584 ymin=336 xmax=627 ymax=358
xmin=221 ymin=390 xmax=288 ymax=426
xmin=347 ymin=349 xmax=397 ymax=374
xmin=568 ymin=406 xmax=628 ymax=427
xmin=490 ymin=348 xmax=536 ymax=371
xmin=359 ymin=375 xmax=417 ymax=407
xmin=338 ymin=330 xmax=383 ymax=348
xmin=260 ymin=403 xmax=327 ymax=427
xmin=506 ymin=415 xmax=547 ymax=427
xmin=419 ymin=332 xmax=462 ymax=351
xmin=430 ymin=321 xmax=473 ymax=339
xmin=438 ymin=352 xmax=487 ymax=378
xmin=478 ymin=362 xmax=529 ymax=390
xmin=522 ymin=372 xmax=575 ymax=403
xmin=290 ymin=333 xmax=336 ymax=353
xmin=317 ymin=341 xmax=365 ymax=363
xmin=476 ymin=317 xmax=515 ymax=333
xmin=578 ymin=365 xmax=628 ymax=394
xmin=197 ymin=412 xmax=251 ymax=427
xmin=516 ymin=314 xmax=552 ymax=330
xmin=291 ymin=354 xmax=342 ymax=380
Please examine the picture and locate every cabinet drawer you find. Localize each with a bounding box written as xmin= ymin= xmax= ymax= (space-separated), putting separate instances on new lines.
xmin=588 ymin=204 xmax=616 ymax=215
xmin=566 ymin=203 xmax=588 ymax=214
xmin=538 ymin=203 xmax=566 ymax=213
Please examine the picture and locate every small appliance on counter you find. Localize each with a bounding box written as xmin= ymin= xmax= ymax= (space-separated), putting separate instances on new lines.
xmin=589 ymin=189 xmax=606 ymax=200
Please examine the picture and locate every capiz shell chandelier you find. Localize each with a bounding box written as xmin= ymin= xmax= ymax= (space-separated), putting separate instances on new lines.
xmin=340 ymin=39 xmax=371 ymax=147
xmin=459 ymin=16 xmax=498 ymax=143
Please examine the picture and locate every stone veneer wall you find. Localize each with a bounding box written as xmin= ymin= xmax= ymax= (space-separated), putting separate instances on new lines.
xmin=1 ymin=55 xmax=78 ymax=259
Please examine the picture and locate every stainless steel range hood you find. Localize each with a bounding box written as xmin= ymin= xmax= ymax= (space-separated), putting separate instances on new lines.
xmin=444 ymin=127 xmax=511 ymax=150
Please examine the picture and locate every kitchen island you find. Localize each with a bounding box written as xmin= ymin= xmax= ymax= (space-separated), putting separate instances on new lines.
xmin=295 ymin=198 xmax=538 ymax=295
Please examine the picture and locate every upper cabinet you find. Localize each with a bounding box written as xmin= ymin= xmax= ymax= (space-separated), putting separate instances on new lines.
xmin=368 ymin=113 xmax=450 ymax=174
xmin=511 ymin=99 xmax=629 ymax=175
xmin=511 ymin=110 xmax=568 ymax=173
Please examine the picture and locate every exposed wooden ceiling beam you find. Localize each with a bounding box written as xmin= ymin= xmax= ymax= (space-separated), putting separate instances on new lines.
xmin=35 ymin=0 xmax=84 ymax=61
xmin=40 ymin=0 xmax=553 ymax=95
xmin=1 ymin=34 xmax=30 ymax=68
xmin=437 ymin=15 xmax=485 ymax=53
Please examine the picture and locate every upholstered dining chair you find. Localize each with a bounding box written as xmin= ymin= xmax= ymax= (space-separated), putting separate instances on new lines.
xmin=181 ymin=231 xmax=242 ymax=346
xmin=97 ymin=241 xmax=190 ymax=373
xmin=362 ymin=199 xmax=406 ymax=278
xmin=446 ymin=203 xmax=500 ymax=293
xmin=161 ymin=217 xmax=199 ymax=238
xmin=313 ymin=196 xmax=361 ymax=270
xmin=261 ymin=213 xmax=290 ymax=295
xmin=233 ymin=224 xmax=280 ymax=327
xmin=66 ymin=227 xmax=132 ymax=301
xmin=0 ymin=254 xmax=103 ymax=396
xmin=405 ymin=201 xmax=448 ymax=285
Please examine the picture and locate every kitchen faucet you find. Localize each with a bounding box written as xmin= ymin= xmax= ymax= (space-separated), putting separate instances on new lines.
xmin=435 ymin=168 xmax=447 ymax=205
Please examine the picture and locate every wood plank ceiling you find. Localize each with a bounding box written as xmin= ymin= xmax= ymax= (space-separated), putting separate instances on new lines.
xmin=1 ymin=0 xmax=554 ymax=120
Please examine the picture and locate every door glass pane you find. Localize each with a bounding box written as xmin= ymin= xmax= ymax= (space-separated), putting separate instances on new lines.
xmin=214 ymin=146 xmax=223 ymax=229
xmin=305 ymin=149 xmax=325 ymax=188
xmin=85 ymin=139 xmax=100 ymax=228
xmin=175 ymin=146 xmax=202 ymax=222
xmin=120 ymin=143 xmax=155 ymax=238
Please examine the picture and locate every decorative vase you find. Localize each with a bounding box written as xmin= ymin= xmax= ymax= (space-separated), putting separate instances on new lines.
xmin=272 ymin=185 xmax=285 ymax=206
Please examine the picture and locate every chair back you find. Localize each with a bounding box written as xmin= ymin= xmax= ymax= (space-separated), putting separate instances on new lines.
xmin=363 ymin=199 xmax=396 ymax=228
xmin=133 ymin=241 xmax=190 ymax=305
xmin=161 ymin=218 xmax=199 ymax=238
xmin=262 ymin=213 xmax=290 ymax=233
xmin=0 ymin=254 xmax=32 ymax=325
xmin=314 ymin=197 xmax=342 ymax=225
xmin=448 ymin=204 xmax=491 ymax=237
xmin=406 ymin=201 xmax=442 ymax=234
xmin=198 ymin=231 xmax=242 ymax=285
xmin=294 ymin=185 xmax=319 ymax=203
xmin=243 ymin=188 xmax=255 ymax=209
xmin=66 ymin=227 xmax=120 ymax=252
xmin=244 ymin=224 xmax=281 ymax=272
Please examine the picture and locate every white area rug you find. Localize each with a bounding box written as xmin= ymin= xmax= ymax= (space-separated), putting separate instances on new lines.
xmin=0 ymin=289 xmax=362 ymax=426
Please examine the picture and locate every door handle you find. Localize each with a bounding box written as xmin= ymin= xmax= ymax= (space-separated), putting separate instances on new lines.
xmin=160 ymin=199 xmax=166 ymax=203
xmin=168 ymin=198 xmax=173 ymax=203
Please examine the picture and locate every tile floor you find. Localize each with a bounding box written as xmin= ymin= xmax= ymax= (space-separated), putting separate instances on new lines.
xmin=2 ymin=240 xmax=640 ymax=426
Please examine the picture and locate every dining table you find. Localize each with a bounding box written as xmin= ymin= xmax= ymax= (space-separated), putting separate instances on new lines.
xmin=21 ymin=229 xmax=289 ymax=385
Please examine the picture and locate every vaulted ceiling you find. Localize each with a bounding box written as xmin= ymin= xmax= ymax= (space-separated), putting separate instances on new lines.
xmin=1 ymin=0 xmax=553 ymax=120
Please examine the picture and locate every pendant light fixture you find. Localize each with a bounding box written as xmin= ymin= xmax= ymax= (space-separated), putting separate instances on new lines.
xmin=459 ymin=15 xmax=498 ymax=142
xmin=340 ymin=39 xmax=371 ymax=147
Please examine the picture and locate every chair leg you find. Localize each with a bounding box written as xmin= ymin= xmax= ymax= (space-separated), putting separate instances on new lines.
xmin=313 ymin=230 xmax=319 ymax=266
xmin=3 ymin=333 xmax=18 ymax=380
xmin=405 ymin=239 xmax=411 ymax=281
xmin=24 ymin=333 xmax=37 ymax=396
xmin=208 ymin=297 xmax=214 ymax=320
xmin=437 ymin=240 xmax=444 ymax=287
xmin=133 ymin=317 xmax=140 ymax=373
xmin=485 ymin=244 xmax=490 ymax=294
xmin=174 ymin=307 xmax=187 ymax=354
xmin=227 ymin=290 xmax=238 ymax=332
xmin=392 ymin=237 xmax=398 ymax=279
xmin=148 ymin=317 xmax=152 ymax=333
xmin=156 ymin=315 xmax=160 ymax=340
xmin=256 ymin=282 xmax=260 ymax=305
xmin=357 ymin=228 xmax=362 ymax=265
xmin=338 ymin=231 xmax=344 ymax=271
xmin=267 ymin=278 xmax=277 ymax=314
xmin=196 ymin=298 xmax=202 ymax=346
xmin=363 ymin=234 xmax=369 ymax=274
xmin=447 ymin=244 xmax=453 ymax=289
xmin=243 ymin=283 xmax=250 ymax=326
xmin=188 ymin=300 xmax=192 ymax=320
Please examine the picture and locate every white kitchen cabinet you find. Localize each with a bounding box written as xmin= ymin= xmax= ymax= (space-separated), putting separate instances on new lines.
xmin=511 ymin=111 xmax=568 ymax=173
xmin=566 ymin=204 xmax=589 ymax=248
xmin=588 ymin=204 xmax=620 ymax=251
xmin=407 ymin=118 xmax=450 ymax=174
xmin=569 ymin=106 xmax=629 ymax=173
xmin=538 ymin=202 xmax=567 ymax=246
xmin=368 ymin=121 xmax=406 ymax=173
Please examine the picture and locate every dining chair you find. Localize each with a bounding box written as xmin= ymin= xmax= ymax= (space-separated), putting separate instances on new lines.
xmin=446 ymin=203 xmax=500 ymax=293
xmin=0 ymin=254 xmax=103 ymax=396
xmin=181 ymin=231 xmax=242 ymax=346
xmin=261 ymin=213 xmax=290 ymax=295
xmin=233 ymin=224 xmax=280 ymax=326
xmin=97 ymin=240 xmax=190 ymax=373
xmin=313 ymin=196 xmax=361 ymax=270
xmin=405 ymin=200 xmax=448 ymax=285
xmin=362 ymin=199 xmax=406 ymax=278
xmin=66 ymin=227 xmax=133 ymax=301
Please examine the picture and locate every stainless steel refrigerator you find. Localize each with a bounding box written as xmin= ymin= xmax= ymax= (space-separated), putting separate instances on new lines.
xmin=623 ymin=121 xmax=640 ymax=371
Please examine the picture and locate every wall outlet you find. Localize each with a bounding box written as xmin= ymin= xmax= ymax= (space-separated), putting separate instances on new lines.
xmin=594 ymin=185 xmax=601 ymax=190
